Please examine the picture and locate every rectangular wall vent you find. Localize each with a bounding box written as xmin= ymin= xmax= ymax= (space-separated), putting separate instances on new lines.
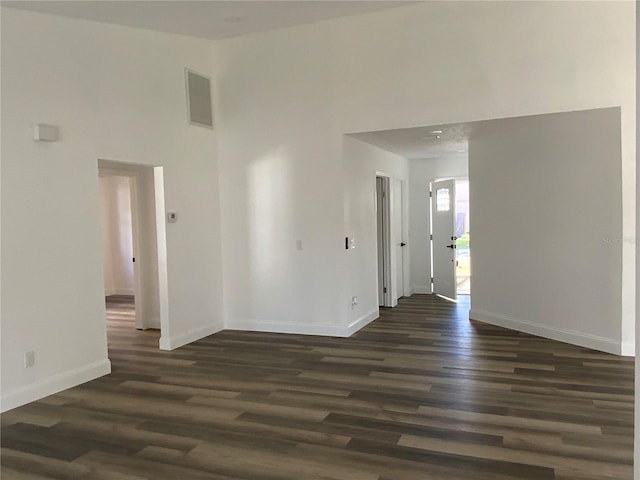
xmin=185 ymin=68 xmax=213 ymax=128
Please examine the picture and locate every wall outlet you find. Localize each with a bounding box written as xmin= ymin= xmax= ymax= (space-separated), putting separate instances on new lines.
xmin=351 ymin=296 xmax=358 ymax=307
xmin=24 ymin=350 xmax=35 ymax=368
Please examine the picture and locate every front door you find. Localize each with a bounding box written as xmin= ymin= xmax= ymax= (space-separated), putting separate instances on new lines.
xmin=431 ymin=179 xmax=457 ymax=301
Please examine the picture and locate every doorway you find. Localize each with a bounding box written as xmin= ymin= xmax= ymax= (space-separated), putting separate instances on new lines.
xmin=430 ymin=177 xmax=471 ymax=301
xmin=376 ymin=175 xmax=407 ymax=307
xmin=99 ymin=174 xmax=138 ymax=327
xmin=376 ymin=176 xmax=391 ymax=307
xmin=97 ymin=160 xmax=168 ymax=345
xmin=392 ymin=178 xmax=407 ymax=301
xmin=455 ymin=179 xmax=470 ymax=295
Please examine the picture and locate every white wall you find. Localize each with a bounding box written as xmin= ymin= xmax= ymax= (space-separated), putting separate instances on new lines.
xmin=342 ymin=136 xmax=408 ymax=333
xmin=215 ymin=0 xmax=634 ymax=341
xmin=1 ymin=8 xmax=224 ymax=411
xmin=99 ymin=176 xmax=134 ymax=296
xmin=469 ymin=108 xmax=628 ymax=355
xmin=409 ymin=156 xmax=468 ymax=294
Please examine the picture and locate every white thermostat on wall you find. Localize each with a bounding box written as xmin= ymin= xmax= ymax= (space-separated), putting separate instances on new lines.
xmin=167 ymin=212 xmax=178 ymax=223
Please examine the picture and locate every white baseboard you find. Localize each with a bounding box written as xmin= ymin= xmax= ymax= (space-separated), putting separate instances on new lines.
xmin=105 ymin=288 xmax=134 ymax=297
xmin=114 ymin=288 xmax=134 ymax=296
xmin=1 ymin=359 xmax=111 ymax=413
xmin=159 ymin=324 xmax=222 ymax=351
xmin=344 ymin=309 xmax=379 ymax=336
xmin=230 ymin=319 xmax=346 ymax=337
xmin=412 ymin=285 xmax=432 ymax=295
xmin=621 ymin=342 xmax=635 ymax=356
xmin=469 ymin=308 xmax=630 ymax=356
xmin=144 ymin=316 xmax=161 ymax=330
xmin=231 ymin=309 xmax=379 ymax=338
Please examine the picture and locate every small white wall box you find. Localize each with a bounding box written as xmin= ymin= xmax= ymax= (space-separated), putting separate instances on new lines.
xmin=33 ymin=124 xmax=59 ymax=142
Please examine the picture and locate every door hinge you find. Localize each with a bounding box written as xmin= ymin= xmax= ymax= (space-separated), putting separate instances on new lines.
xmin=429 ymin=191 xmax=432 ymax=197
xmin=383 ymin=287 xmax=387 ymax=293
xmin=430 ymin=234 xmax=433 ymax=240
xmin=430 ymin=277 xmax=434 ymax=283
xmin=132 ymin=257 xmax=135 ymax=263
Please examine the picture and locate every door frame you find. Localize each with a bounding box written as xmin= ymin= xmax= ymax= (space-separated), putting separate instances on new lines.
xmin=98 ymin=159 xmax=168 ymax=340
xmin=376 ymin=175 xmax=393 ymax=307
xmin=391 ymin=177 xmax=409 ymax=303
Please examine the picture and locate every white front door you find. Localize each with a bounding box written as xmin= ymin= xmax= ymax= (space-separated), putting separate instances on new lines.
xmin=431 ymin=179 xmax=457 ymax=301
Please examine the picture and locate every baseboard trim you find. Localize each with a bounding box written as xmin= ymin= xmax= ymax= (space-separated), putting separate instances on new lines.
xmin=469 ymin=308 xmax=628 ymax=356
xmin=344 ymin=309 xmax=379 ymax=336
xmin=159 ymin=324 xmax=222 ymax=351
xmin=144 ymin=316 xmax=161 ymax=330
xmin=1 ymin=359 xmax=111 ymax=413
xmin=621 ymin=342 xmax=635 ymax=356
xmin=412 ymin=285 xmax=431 ymax=294
xmin=114 ymin=288 xmax=134 ymax=296
xmin=229 ymin=320 xmax=346 ymax=337
xmin=105 ymin=289 xmax=134 ymax=297
xmin=231 ymin=309 xmax=379 ymax=338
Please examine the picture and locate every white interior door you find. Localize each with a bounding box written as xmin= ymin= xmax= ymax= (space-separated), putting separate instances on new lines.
xmin=376 ymin=177 xmax=387 ymax=306
xmin=392 ymin=179 xmax=404 ymax=302
xmin=431 ymin=179 xmax=457 ymax=301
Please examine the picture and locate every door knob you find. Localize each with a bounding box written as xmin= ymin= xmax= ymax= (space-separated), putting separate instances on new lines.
xmin=446 ymin=244 xmax=456 ymax=249
xmin=400 ymin=242 xmax=406 ymax=247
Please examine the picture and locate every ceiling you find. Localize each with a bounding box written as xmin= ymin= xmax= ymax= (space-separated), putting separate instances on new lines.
xmin=1 ymin=1 xmax=416 ymax=40
xmin=349 ymin=124 xmax=469 ymax=160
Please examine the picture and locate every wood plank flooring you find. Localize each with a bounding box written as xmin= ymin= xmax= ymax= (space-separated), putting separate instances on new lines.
xmin=1 ymin=294 xmax=634 ymax=479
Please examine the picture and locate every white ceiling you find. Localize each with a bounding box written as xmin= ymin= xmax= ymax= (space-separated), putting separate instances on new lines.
xmin=1 ymin=1 xmax=416 ymax=40
xmin=349 ymin=124 xmax=469 ymax=160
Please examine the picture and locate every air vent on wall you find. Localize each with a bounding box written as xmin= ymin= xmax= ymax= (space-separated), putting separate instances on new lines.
xmin=185 ymin=68 xmax=213 ymax=128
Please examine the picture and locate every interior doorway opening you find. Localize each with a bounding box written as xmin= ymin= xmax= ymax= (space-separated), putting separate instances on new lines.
xmin=376 ymin=174 xmax=408 ymax=308
xmin=376 ymin=176 xmax=392 ymax=307
xmin=97 ymin=159 xmax=169 ymax=349
xmin=98 ymin=174 xmax=138 ymax=327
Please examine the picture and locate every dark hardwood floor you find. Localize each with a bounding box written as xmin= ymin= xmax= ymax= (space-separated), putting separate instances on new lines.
xmin=1 ymin=294 xmax=634 ymax=479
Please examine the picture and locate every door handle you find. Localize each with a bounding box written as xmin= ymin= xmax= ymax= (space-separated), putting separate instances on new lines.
xmin=446 ymin=244 xmax=456 ymax=249
xmin=400 ymin=242 xmax=406 ymax=247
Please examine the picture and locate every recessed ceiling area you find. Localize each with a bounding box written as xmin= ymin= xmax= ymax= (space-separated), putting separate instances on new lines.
xmin=1 ymin=1 xmax=416 ymax=40
xmin=349 ymin=124 xmax=469 ymax=160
